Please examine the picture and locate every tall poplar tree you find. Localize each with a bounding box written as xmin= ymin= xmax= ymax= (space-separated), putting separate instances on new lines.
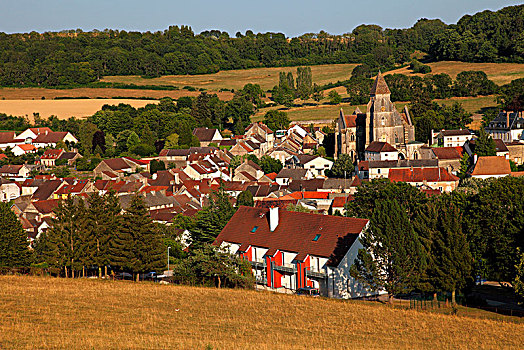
xmin=296 ymin=66 xmax=313 ymax=100
xmin=0 ymin=201 xmax=30 ymax=267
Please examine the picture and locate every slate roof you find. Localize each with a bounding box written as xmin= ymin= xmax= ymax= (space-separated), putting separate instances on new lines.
xmin=215 ymin=206 xmax=369 ymax=266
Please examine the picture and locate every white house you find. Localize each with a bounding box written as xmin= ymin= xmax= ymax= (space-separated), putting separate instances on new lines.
xmin=432 ymin=129 xmax=473 ymax=147
xmin=364 ymin=141 xmax=399 ymax=161
xmin=0 ymin=178 xmax=21 ymax=202
xmin=215 ymin=206 xmax=378 ymax=299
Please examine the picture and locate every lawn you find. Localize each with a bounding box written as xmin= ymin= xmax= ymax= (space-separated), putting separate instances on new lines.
xmin=0 ymin=276 xmax=522 ymax=349
xmin=386 ymin=61 xmax=524 ymax=85
xmin=102 ymin=63 xmax=358 ymax=91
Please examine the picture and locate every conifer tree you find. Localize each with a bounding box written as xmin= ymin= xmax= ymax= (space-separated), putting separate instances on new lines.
xmin=475 ymin=128 xmax=496 ymax=156
xmin=110 ymin=195 xmax=164 ymax=280
xmin=296 ymin=66 xmax=313 ymax=100
xmin=350 ymin=199 xmax=426 ymax=302
xmin=0 ymin=201 xmax=30 ymax=267
xmin=45 ymin=197 xmax=86 ymax=277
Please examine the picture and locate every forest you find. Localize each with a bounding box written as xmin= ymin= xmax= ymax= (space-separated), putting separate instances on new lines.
xmin=0 ymin=5 xmax=522 ymax=87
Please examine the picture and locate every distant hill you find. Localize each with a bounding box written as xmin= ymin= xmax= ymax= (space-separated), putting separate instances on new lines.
xmin=0 ymin=4 xmax=522 ymax=87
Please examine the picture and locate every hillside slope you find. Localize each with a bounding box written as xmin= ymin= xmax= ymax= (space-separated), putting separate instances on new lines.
xmin=1 ymin=276 xmax=523 ymax=349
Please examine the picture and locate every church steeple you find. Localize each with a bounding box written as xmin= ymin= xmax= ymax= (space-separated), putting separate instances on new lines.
xmin=370 ymin=70 xmax=391 ymax=96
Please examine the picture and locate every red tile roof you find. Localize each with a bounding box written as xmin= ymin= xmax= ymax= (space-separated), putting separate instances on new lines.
xmin=41 ymin=149 xmax=64 ymax=159
xmin=365 ymin=141 xmax=397 ymax=153
xmin=286 ymin=191 xmax=330 ymax=200
xmin=432 ymin=147 xmax=463 ymax=160
xmin=388 ymin=167 xmax=459 ymax=183
xmin=33 ymin=199 xmax=60 ymax=214
xmin=0 ymin=132 xmax=16 ymax=143
xmin=215 ymin=206 xmax=369 ymax=266
xmin=16 ymin=144 xmax=36 ymax=151
xmin=265 ymin=172 xmax=278 ymax=181
xmin=470 ymin=156 xmax=511 ymax=176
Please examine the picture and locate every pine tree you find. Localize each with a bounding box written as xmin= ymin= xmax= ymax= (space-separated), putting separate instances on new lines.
xmin=350 ymin=199 xmax=426 ymax=302
xmin=110 ymin=195 xmax=164 ymax=280
xmin=0 ymin=202 xmax=30 ymax=267
xmin=44 ymin=197 xmax=86 ymax=277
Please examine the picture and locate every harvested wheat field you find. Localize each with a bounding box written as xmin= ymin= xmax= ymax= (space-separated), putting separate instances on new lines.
xmin=102 ymin=63 xmax=358 ymax=91
xmin=1 ymin=276 xmax=522 ymax=349
xmin=0 ymin=99 xmax=158 ymax=121
xmin=386 ymin=61 xmax=524 ymax=85
xmin=0 ymin=87 xmax=234 ymax=101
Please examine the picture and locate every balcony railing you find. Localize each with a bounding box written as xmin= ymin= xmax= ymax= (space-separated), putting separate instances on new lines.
xmin=306 ymin=269 xmax=327 ymax=279
xmin=250 ymin=259 xmax=266 ymax=268
xmin=273 ymin=263 xmax=296 ymax=273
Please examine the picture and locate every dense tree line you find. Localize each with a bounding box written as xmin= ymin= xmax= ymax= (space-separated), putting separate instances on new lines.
xmin=0 ymin=5 xmax=521 ymax=87
xmin=347 ymin=178 xmax=524 ymax=302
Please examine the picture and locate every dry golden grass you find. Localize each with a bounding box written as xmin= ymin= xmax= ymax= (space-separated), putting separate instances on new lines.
xmin=0 ymin=99 xmax=159 ymax=121
xmin=1 ymin=276 xmax=523 ymax=350
xmin=386 ymin=61 xmax=524 ymax=85
xmin=102 ymin=64 xmax=358 ymax=91
xmin=0 ymin=87 xmax=234 ymax=101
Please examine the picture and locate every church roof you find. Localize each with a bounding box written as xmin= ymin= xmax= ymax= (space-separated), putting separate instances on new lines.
xmin=370 ymin=71 xmax=391 ymax=95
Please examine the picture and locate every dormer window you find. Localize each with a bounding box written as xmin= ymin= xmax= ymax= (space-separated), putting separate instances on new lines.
xmin=313 ymin=234 xmax=321 ymax=241
xmin=251 ymin=226 xmax=258 ymax=233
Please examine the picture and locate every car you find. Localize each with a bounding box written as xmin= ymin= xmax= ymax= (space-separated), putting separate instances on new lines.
xmin=296 ymin=287 xmax=320 ymax=297
xmin=142 ymin=272 xmax=158 ymax=281
xmin=115 ymin=272 xmax=133 ymax=280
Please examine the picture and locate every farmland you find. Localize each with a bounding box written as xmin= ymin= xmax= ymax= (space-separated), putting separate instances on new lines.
xmin=101 ymin=63 xmax=358 ymax=91
xmin=385 ymin=61 xmax=524 ymax=85
xmin=0 ymin=276 xmax=522 ymax=349
xmin=0 ymin=99 xmax=158 ymax=121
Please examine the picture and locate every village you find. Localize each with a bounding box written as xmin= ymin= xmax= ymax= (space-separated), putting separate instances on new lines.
xmin=1 ymin=74 xmax=523 ymax=299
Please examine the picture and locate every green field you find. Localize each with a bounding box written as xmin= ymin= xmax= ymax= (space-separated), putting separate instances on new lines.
xmin=1 ymin=276 xmax=523 ymax=349
xmin=102 ymin=63 xmax=358 ymax=91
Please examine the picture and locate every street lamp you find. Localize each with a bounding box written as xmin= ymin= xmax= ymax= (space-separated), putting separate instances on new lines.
xmin=167 ymin=246 xmax=171 ymax=273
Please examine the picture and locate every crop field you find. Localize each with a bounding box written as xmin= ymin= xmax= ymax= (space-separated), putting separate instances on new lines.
xmin=0 ymin=87 xmax=234 ymax=101
xmin=0 ymin=99 xmax=158 ymax=121
xmin=386 ymin=61 xmax=524 ymax=85
xmin=102 ymin=63 xmax=358 ymax=91
xmin=0 ymin=276 xmax=522 ymax=349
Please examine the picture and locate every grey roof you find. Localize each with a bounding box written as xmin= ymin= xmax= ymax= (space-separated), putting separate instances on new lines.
xmin=276 ymin=168 xmax=308 ymax=180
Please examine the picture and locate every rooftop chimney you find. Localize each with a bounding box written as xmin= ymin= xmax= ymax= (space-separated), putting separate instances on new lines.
xmin=269 ymin=206 xmax=279 ymax=232
xmin=473 ymin=154 xmax=478 ymax=164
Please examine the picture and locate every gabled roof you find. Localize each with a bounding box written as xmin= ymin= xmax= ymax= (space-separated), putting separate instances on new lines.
xmin=32 ymin=180 xmax=63 ymax=201
xmin=103 ymin=158 xmax=135 ymax=171
xmin=276 ymin=168 xmax=307 ymax=180
xmin=193 ymin=127 xmax=219 ymax=142
xmin=15 ymin=144 xmax=36 ymax=151
xmin=470 ymin=156 xmax=511 ymax=176
xmin=32 ymin=199 xmax=60 ymax=214
xmin=41 ymin=149 xmax=64 ymax=159
xmin=33 ymin=132 xmax=69 ymax=144
xmin=215 ymin=206 xmax=369 ymax=266
xmin=0 ymin=164 xmax=24 ymax=174
xmin=365 ymin=141 xmax=397 ymax=153
xmin=0 ymin=131 xmax=16 ymax=143
xmin=432 ymin=147 xmax=463 ymax=160
xmin=370 ymin=71 xmax=390 ymax=95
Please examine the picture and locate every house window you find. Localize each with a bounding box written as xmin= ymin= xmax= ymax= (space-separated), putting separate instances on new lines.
xmin=251 ymin=226 xmax=258 ymax=233
xmin=313 ymin=234 xmax=321 ymax=241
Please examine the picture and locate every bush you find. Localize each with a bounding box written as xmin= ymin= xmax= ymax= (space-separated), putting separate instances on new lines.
xmin=130 ymin=143 xmax=156 ymax=157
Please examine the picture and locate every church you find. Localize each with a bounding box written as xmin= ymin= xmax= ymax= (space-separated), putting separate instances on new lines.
xmin=335 ymin=72 xmax=417 ymax=161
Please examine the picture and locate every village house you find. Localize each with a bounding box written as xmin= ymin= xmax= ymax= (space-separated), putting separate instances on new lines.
xmin=0 ymin=178 xmax=20 ymax=202
xmin=192 ymin=127 xmax=223 ymax=147
xmin=388 ymin=167 xmax=459 ymax=193
xmin=0 ymin=164 xmax=32 ymax=180
xmin=469 ymin=156 xmax=512 ymax=179
xmin=40 ymin=149 xmax=82 ymax=168
xmin=11 ymin=144 xmax=37 ymax=157
xmin=355 ymin=159 xmax=439 ymax=180
xmin=0 ymin=131 xmax=18 ymax=150
xmin=245 ymin=122 xmax=274 ymax=149
xmin=275 ymin=168 xmax=308 ymax=186
xmin=285 ymin=154 xmax=333 ymax=178
xmin=431 ymin=129 xmax=473 ymax=147
xmin=93 ymin=157 xmax=145 ymax=178
xmin=233 ymin=160 xmax=264 ymax=182
xmin=215 ymin=206 xmax=376 ymax=299
xmin=364 ymin=141 xmax=399 ymax=161
xmin=506 ymin=141 xmax=524 ymax=165
xmin=485 ymin=111 xmax=524 ymax=142
xmin=266 ymin=147 xmax=296 ymax=164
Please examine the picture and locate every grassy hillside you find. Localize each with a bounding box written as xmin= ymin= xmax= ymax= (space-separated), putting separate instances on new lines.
xmin=386 ymin=61 xmax=524 ymax=85
xmin=101 ymin=63 xmax=358 ymax=91
xmin=1 ymin=276 xmax=522 ymax=349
